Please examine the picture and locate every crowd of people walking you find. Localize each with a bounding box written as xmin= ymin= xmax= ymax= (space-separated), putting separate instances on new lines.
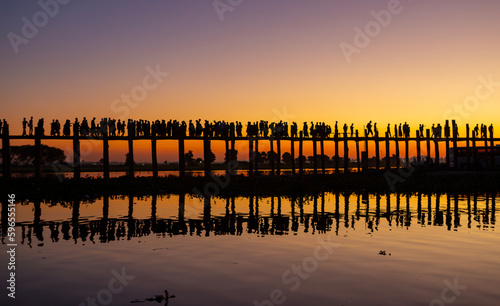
xmin=0 ymin=118 xmax=495 ymax=140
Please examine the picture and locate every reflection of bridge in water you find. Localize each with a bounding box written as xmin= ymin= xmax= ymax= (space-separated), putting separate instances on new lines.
xmin=2 ymin=192 xmax=496 ymax=246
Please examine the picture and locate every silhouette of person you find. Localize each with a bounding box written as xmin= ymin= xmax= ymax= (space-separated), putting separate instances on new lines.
xmin=28 ymin=116 xmax=33 ymax=136
xmin=22 ymin=117 xmax=27 ymax=136
xmin=386 ymin=124 xmax=391 ymax=137
xmin=366 ymin=121 xmax=373 ymax=136
xmin=350 ymin=124 xmax=354 ymax=137
xmin=63 ymin=120 xmax=71 ymax=137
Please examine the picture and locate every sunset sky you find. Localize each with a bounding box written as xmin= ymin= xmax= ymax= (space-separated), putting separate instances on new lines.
xmin=1 ymin=0 xmax=499 ymax=162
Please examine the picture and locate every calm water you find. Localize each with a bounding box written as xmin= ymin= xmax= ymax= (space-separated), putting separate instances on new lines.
xmin=1 ymin=192 xmax=499 ymax=305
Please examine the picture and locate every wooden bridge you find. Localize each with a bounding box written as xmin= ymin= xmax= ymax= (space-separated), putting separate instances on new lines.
xmin=1 ymin=119 xmax=498 ymax=179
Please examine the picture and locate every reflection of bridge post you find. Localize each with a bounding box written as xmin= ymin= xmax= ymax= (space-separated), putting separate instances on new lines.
xmin=203 ymin=196 xmax=211 ymax=237
xmin=101 ymin=195 xmax=109 ymax=242
xmin=298 ymin=196 xmax=304 ymax=223
xmin=72 ymin=199 xmax=80 ymax=242
xmin=434 ymin=193 xmax=441 ymax=226
xmin=405 ymin=193 xmax=411 ymax=228
xmin=151 ymin=194 xmax=157 ymax=221
xmin=375 ymin=193 xmax=381 ymax=227
xmin=467 ymin=193 xmax=471 ymax=228
xmin=277 ymin=196 xmax=282 ymax=217
xmin=491 ymin=193 xmax=496 ymax=225
xmin=453 ymin=194 xmax=460 ymax=229
xmin=103 ymin=195 xmax=109 ymax=219
xmin=386 ymin=192 xmax=391 ymax=226
xmin=128 ymin=195 xmax=134 ymax=219
xmin=178 ymin=193 xmax=185 ymax=222
xmin=344 ymin=192 xmax=350 ymax=228
xmin=427 ymin=193 xmax=432 ymax=225
xmin=270 ymin=196 xmax=275 ymax=217
xmin=33 ymin=199 xmax=43 ymax=242
xmin=395 ymin=192 xmax=400 ymax=226
xmin=335 ymin=192 xmax=340 ymax=235
xmin=473 ymin=193 xmax=478 ymax=215
xmin=255 ymin=197 xmax=259 ymax=219
xmin=127 ymin=195 xmax=135 ymax=240
xmin=417 ymin=193 xmax=422 ymax=222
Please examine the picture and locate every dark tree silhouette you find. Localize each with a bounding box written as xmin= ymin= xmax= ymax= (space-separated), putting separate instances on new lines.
xmin=295 ymin=155 xmax=307 ymax=165
xmin=267 ymin=151 xmax=279 ymax=163
xmin=282 ymin=152 xmax=292 ymax=164
xmin=258 ymin=151 xmax=268 ymax=163
xmin=6 ymin=145 xmax=66 ymax=165
xmin=224 ymin=149 xmax=238 ymax=163
xmin=125 ymin=153 xmax=135 ymax=167
xmin=185 ymin=150 xmax=195 ymax=166
xmin=205 ymin=151 xmax=216 ymax=164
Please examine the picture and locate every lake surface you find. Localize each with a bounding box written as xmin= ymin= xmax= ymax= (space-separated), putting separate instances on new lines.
xmin=1 ymin=192 xmax=499 ymax=305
